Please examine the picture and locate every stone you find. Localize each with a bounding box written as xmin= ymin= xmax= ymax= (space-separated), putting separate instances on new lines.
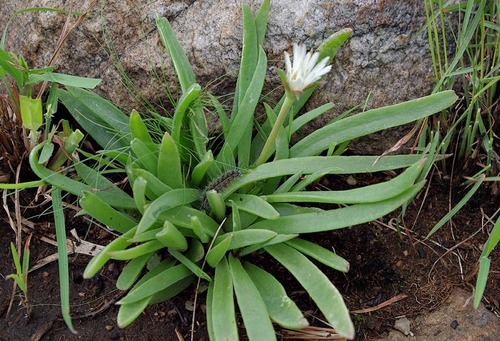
xmin=0 ymin=0 xmax=438 ymax=153
xmin=376 ymin=288 xmax=500 ymax=340
xmin=393 ymin=316 xmax=413 ymax=336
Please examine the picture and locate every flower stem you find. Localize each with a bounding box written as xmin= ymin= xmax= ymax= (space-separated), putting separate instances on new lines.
xmin=254 ymin=94 xmax=295 ymax=167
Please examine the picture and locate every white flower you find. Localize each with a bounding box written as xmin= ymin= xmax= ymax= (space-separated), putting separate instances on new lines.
xmin=283 ymin=43 xmax=332 ymax=96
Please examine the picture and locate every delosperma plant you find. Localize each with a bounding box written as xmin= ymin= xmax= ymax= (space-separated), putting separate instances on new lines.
xmin=24 ymin=1 xmax=458 ymax=339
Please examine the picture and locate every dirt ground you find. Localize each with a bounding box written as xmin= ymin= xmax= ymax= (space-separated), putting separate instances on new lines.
xmin=1 ymin=173 xmax=499 ymax=341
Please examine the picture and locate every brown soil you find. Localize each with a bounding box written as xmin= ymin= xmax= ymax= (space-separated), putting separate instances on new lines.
xmin=1 ymin=176 xmax=499 ymax=341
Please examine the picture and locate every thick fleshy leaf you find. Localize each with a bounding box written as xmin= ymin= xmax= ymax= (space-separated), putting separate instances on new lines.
xmin=210 ymin=257 xmax=238 ymax=340
xmin=228 ymin=255 xmax=276 ymax=340
xmin=244 ymin=262 xmax=308 ymax=330
xmin=250 ymin=183 xmax=424 ymax=233
xmin=266 ymin=243 xmax=354 ymax=339
xmin=291 ymin=91 xmax=457 ymax=157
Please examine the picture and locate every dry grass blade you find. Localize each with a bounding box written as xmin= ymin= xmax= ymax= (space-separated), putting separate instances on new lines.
xmin=351 ymin=293 xmax=408 ymax=314
xmin=278 ymin=325 xmax=347 ymax=340
xmin=36 ymin=0 xmax=98 ymax=98
xmin=0 ymin=89 xmax=26 ymax=178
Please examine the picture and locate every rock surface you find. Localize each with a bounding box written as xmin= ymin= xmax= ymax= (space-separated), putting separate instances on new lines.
xmin=378 ymin=289 xmax=500 ymax=341
xmin=1 ymin=0 xmax=437 ymax=153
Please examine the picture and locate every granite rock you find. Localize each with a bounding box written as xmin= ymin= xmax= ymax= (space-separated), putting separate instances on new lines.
xmin=0 ymin=0 xmax=438 ymax=153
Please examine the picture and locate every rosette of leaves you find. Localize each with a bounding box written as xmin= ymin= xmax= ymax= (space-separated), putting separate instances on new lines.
xmin=29 ymin=1 xmax=457 ymax=339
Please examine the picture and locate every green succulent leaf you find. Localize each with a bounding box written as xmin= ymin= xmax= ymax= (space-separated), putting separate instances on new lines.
xmin=244 ymin=262 xmax=308 ymax=330
xmin=116 ymin=253 xmax=153 ymax=291
xmin=117 ymin=264 xmax=192 ymax=305
xmin=250 ymin=182 xmax=424 ymax=234
xmin=228 ymin=254 xmax=276 ymax=340
xmin=155 ymin=221 xmax=188 ymax=251
xmin=227 ymin=193 xmax=280 ymax=219
xmin=206 ymin=234 xmax=232 ymax=268
xmin=79 ymin=191 xmax=137 ymax=233
xmin=266 ymin=243 xmax=354 ymax=339
xmin=136 ymin=188 xmax=200 ymax=234
xmin=209 ymin=257 xmax=238 ymax=340
xmin=286 ymin=238 xmax=349 ymax=273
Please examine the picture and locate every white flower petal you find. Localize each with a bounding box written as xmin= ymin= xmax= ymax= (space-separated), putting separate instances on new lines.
xmin=282 ymin=44 xmax=332 ymax=94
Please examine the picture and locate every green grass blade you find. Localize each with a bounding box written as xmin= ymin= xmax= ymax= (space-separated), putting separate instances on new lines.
xmin=426 ymin=177 xmax=483 ymax=237
xmin=244 ymin=262 xmax=308 ymax=330
xmin=483 ymin=216 xmax=500 ymax=256
xmin=0 ymin=48 xmax=25 ymax=86
xmin=228 ymin=255 xmax=276 ymax=341
xmin=290 ymin=170 xmax=330 ymax=192
xmin=291 ymin=90 xmax=457 ymax=157
xmin=474 ymin=256 xmax=490 ymax=308
xmin=52 ymin=188 xmax=76 ymax=333
xmin=9 ymin=242 xmax=22 ymax=276
xmin=0 ymin=180 xmax=46 ymax=190
xmin=265 ymin=243 xmax=354 ymax=339
xmin=73 ymin=160 xmax=133 ymax=202
xmin=27 ymin=72 xmax=101 ymax=88
xmin=273 ymin=173 xmax=302 ymax=194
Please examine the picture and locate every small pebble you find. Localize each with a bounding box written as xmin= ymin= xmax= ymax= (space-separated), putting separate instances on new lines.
xmin=346 ymin=176 xmax=357 ymax=186
xmin=105 ymin=325 xmax=113 ymax=331
xmin=450 ymin=320 xmax=459 ymax=329
xmin=185 ymin=300 xmax=195 ymax=311
xmin=394 ymin=317 xmax=414 ymax=336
